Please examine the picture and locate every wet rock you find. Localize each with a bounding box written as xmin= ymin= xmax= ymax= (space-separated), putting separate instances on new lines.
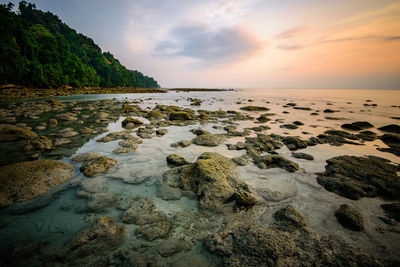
xmin=254 ymin=155 xmax=299 ymax=172
xmin=378 ymin=124 xmax=400 ymax=134
xmin=54 ymin=138 xmax=72 ymax=146
xmin=356 ymin=130 xmax=377 ymax=141
xmin=96 ymin=111 xmax=109 ymax=120
xmin=378 ymin=133 xmax=400 ymax=156
xmin=282 ymin=136 xmax=308 ymax=151
xmin=166 ymin=154 xmax=189 ymax=167
xmin=147 ymin=110 xmax=163 ymax=119
xmin=169 ymin=111 xmax=193 ymax=120
xmin=341 ymin=121 xmax=374 ymax=131
xmin=122 ymin=197 xmax=167 ymax=225
xmin=87 ymin=193 xmax=118 ymax=212
xmin=193 ymin=133 xmax=226 ymax=147
xmin=0 ymin=160 xmax=74 ymax=208
xmin=317 ymin=156 xmax=400 ymax=200
xmin=162 ymin=152 xmax=257 ymax=211
xmin=171 ymin=140 xmax=192 ymax=148
xmin=121 ymin=117 xmax=144 ymax=129
xmin=205 ymin=207 xmax=380 ymax=267
xmin=323 ymin=109 xmax=337 ymax=113
xmin=317 ymin=129 xmax=362 ymax=146
xmin=293 ymin=121 xmax=304 ymax=126
xmin=0 ymin=124 xmax=37 ymax=141
xmin=292 ymin=152 xmax=314 ymax=160
xmin=244 ymin=134 xmax=282 ymax=156
xmin=293 ymin=106 xmax=312 ymax=111
xmin=157 ymin=238 xmax=188 ymax=257
xmin=57 ymin=128 xmax=79 ymax=138
xmin=136 ymin=221 xmax=172 ymax=241
xmin=259 ymin=188 xmax=288 ymax=202
xmin=248 ymin=125 xmax=270 ymax=132
xmin=256 ymin=114 xmax=272 ymax=123
xmin=381 ymin=203 xmax=400 ymax=222
xmin=240 ymin=106 xmax=269 ymax=111
xmin=80 ymin=156 xmax=117 ymax=177
xmin=72 ymin=152 xmax=101 ymax=162
xmin=97 ymin=131 xmax=133 ymax=142
xmin=56 ymin=112 xmax=77 ymax=122
xmin=335 ymin=204 xmax=365 ymax=231
xmin=64 ymin=216 xmax=124 ymax=265
xmin=198 ymin=112 xmax=210 ymax=120
xmin=28 ymin=136 xmax=52 ymax=150
xmin=227 ymin=142 xmax=246 ymax=150
xmin=280 ymin=124 xmax=298 ymax=130
xmin=192 ymin=129 xmax=211 ymax=136
xmin=232 ymin=154 xmax=250 ymax=166
xmin=137 ymin=127 xmax=155 ymax=139
xmin=156 ymin=129 xmax=168 ymax=136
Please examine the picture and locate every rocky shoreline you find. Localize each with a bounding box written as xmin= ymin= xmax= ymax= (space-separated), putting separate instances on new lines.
xmin=0 ymin=94 xmax=399 ymax=266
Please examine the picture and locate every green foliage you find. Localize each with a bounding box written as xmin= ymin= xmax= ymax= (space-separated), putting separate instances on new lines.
xmin=0 ymin=1 xmax=159 ymax=88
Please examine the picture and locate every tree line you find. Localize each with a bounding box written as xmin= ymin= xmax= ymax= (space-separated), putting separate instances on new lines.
xmin=0 ymin=1 xmax=159 ymax=88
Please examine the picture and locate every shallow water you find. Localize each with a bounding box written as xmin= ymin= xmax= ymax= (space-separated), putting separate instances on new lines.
xmin=1 ymin=88 xmax=400 ymax=265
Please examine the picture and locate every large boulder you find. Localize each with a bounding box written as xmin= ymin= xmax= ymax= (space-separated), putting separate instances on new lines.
xmin=317 ymin=156 xmax=400 ymax=200
xmin=162 ymin=152 xmax=257 ymax=211
xmin=0 ymin=124 xmax=37 ymax=142
xmin=79 ymin=156 xmax=117 ymax=177
xmin=0 ymin=160 xmax=74 ymax=208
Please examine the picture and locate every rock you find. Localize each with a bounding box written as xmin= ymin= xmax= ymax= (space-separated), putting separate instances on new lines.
xmin=0 ymin=124 xmax=37 ymax=141
xmin=80 ymin=127 xmax=93 ymax=134
xmin=256 ymin=114 xmax=272 ymax=123
xmin=193 ymin=133 xmax=226 ymax=147
xmin=293 ymin=106 xmax=312 ymax=111
xmin=122 ymin=117 xmax=144 ymax=129
xmin=65 ymin=216 xmax=124 ymax=265
xmin=156 ymin=129 xmax=168 ymax=136
xmin=29 ymin=136 xmax=52 ymax=150
xmin=378 ymin=133 xmax=400 ymax=156
xmin=87 ymin=193 xmax=118 ymax=212
xmin=54 ymin=138 xmax=72 ymax=146
xmin=318 ymin=130 xmax=361 ymax=146
xmin=381 ymin=203 xmax=400 ymax=222
xmin=72 ymin=152 xmax=101 ymax=162
xmin=254 ymin=155 xmax=299 ymax=172
xmin=191 ymin=129 xmax=210 ymax=136
xmin=378 ymin=124 xmax=400 ymax=134
xmin=136 ymin=221 xmax=172 ymax=241
xmin=137 ymin=127 xmax=154 ymax=139
xmin=282 ymin=136 xmax=308 ymax=151
xmin=292 ymin=152 xmax=314 ymax=160
xmin=122 ymin=197 xmax=167 ymax=225
xmin=49 ymin=118 xmax=58 ymax=127
xmin=356 ymin=130 xmax=377 ymax=141
xmin=57 ymin=128 xmax=79 ymax=138
xmin=341 ymin=121 xmax=374 ymax=131
xmin=232 ymin=155 xmax=250 ymax=166
xmin=96 ymin=131 xmax=133 ymax=142
xmin=166 ymin=154 xmax=189 ymax=167
xmin=323 ymin=109 xmax=336 ymax=113
xmin=280 ymin=124 xmax=298 ymax=130
xmin=147 ymin=110 xmax=163 ymax=119
xmin=293 ymin=121 xmax=304 ymax=126
xmin=0 ymin=160 xmax=74 ymax=208
xmin=227 ymin=142 xmax=246 ymax=150
xmin=157 ymin=238 xmax=187 ymax=257
xmin=244 ymin=134 xmax=282 ymax=156
xmin=162 ymin=152 xmax=257 ymax=211
xmin=198 ymin=112 xmax=210 ymax=120
xmin=169 ymin=111 xmax=193 ymax=120
xmin=79 ymin=156 xmax=117 ymax=177
xmin=335 ymin=204 xmax=365 ymax=231
xmin=240 ymin=106 xmax=269 ymax=111
xmin=171 ymin=140 xmax=192 ymax=148
xmin=205 ymin=207 xmax=380 ymax=266
xmin=56 ymin=113 xmax=77 ymax=122
xmin=96 ymin=111 xmax=109 ymax=120
xmin=317 ymin=156 xmax=400 ymax=200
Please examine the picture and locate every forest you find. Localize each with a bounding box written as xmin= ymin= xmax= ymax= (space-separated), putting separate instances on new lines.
xmin=0 ymin=1 xmax=159 ymax=88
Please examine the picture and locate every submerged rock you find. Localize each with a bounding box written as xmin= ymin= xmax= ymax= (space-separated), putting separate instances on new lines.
xmin=335 ymin=204 xmax=365 ymax=231
xmin=72 ymin=152 xmax=101 ymax=162
xmin=79 ymin=156 xmax=117 ymax=177
xmin=87 ymin=193 xmax=118 ymax=212
xmin=162 ymin=152 xmax=257 ymax=211
xmin=122 ymin=197 xmax=167 ymax=225
xmin=0 ymin=160 xmax=74 ymax=208
xmin=166 ymin=154 xmax=189 ymax=167
xmin=96 ymin=131 xmax=133 ymax=142
xmin=205 ymin=206 xmax=380 ymax=266
xmin=254 ymin=155 xmax=299 ymax=172
xmin=0 ymin=124 xmax=37 ymax=141
xmin=317 ymin=156 xmax=400 ymax=200
xmin=136 ymin=221 xmax=172 ymax=241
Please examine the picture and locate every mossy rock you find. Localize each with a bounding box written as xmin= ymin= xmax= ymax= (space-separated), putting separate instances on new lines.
xmin=240 ymin=106 xmax=269 ymax=111
xmin=169 ymin=111 xmax=193 ymax=120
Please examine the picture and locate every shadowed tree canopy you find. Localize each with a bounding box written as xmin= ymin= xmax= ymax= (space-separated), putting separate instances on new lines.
xmin=0 ymin=1 xmax=159 ymax=88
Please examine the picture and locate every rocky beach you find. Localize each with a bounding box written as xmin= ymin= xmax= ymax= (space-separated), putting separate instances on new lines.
xmin=0 ymin=88 xmax=399 ymax=266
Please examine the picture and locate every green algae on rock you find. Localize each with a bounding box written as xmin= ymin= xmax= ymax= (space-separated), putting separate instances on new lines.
xmin=162 ymin=152 xmax=257 ymax=211
xmin=335 ymin=204 xmax=365 ymax=231
xmin=0 ymin=159 xmax=74 ymax=208
xmin=79 ymin=156 xmax=117 ymax=177
xmin=240 ymin=106 xmax=269 ymax=111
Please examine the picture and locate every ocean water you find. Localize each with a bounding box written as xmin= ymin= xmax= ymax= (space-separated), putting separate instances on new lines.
xmin=0 ymin=88 xmax=399 ymax=265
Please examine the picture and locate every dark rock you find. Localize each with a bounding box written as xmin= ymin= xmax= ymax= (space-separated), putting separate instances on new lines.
xmin=193 ymin=133 xmax=226 ymax=147
xmin=280 ymin=124 xmax=298 ymax=130
xmin=156 ymin=129 xmax=168 ymax=136
xmin=318 ymin=130 xmax=362 ymax=146
xmin=254 ymin=155 xmax=299 ymax=172
xmin=122 ymin=117 xmax=143 ymax=129
xmin=335 ymin=204 xmax=364 ymax=231
xmin=378 ymin=124 xmax=400 ymax=134
xmin=292 ymin=152 xmax=314 ymax=160
xmin=169 ymin=111 xmax=193 ymax=120
xmin=381 ymin=203 xmax=400 ymax=222
xmin=323 ymin=109 xmax=336 ymax=113
xmin=293 ymin=121 xmax=304 ymax=126
xmin=317 ymin=156 xmax=400 ymax=200
xmin=240 ymin=106 xmax=269 ymax=111
xmin=282 ymin=136 xmax=308 ymax=151
xmin=356 ymin=130 xmax=377 ymax=141
xmin=378 ymin=134 xmax=400 ymax=156
xmin=341 ymin=121 xmax=374 ymax=131
xmin=0 ymin=124 xmax=37 ymax=141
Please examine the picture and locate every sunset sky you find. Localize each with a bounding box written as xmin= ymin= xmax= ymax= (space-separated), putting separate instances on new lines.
xmin=6 ymin=0 xmax=400 ymax=89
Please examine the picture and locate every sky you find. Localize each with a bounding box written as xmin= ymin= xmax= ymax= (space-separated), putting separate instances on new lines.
xmin=4 ymin=0 xmax=400 ymax=89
